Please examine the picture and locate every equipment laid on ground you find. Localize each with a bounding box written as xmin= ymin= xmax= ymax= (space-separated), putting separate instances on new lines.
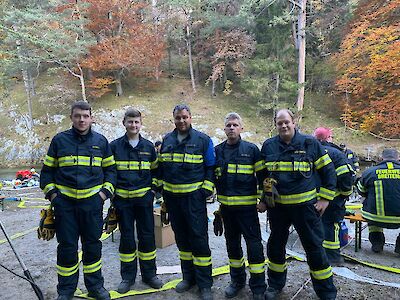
xmin=0 ymin=220 xmax=44 ymax=300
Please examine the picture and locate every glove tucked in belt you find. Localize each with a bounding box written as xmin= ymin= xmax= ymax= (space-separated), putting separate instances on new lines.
xmin=160 ymin=201 xmax=169 ymax=225
xmin=213 ymin=209 xmax=223 ymax=236
xmin=37 ymin=207 xmax=56 ymax=241
xmin=104 ymin=206 xmax=118 ymax=233
xmin=262 ymin=178 xmax=279 ymax=208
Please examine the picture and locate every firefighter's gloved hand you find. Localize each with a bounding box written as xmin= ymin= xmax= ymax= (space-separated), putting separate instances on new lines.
xmin=160 ymin=201 xmax=169 ymax=225
xmin=37 ymin=208 xmax=55 ymax=241
xmin=262 ymin=178 xmax=279 ymax=208
xmin=104 ymin=206 xmax=118 ymax=233
xmin=213 ymin=210 xmax=223 ymax=236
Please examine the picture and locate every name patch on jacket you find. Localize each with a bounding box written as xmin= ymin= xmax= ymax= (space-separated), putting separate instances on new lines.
xmin=92 ymin=145 xmax=100 ymax=149
xmin=376 ymin=169 xmax=400 ymax=179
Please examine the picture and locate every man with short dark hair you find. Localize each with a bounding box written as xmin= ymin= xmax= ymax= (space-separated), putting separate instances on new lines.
xmin=110 ymin=108 xmax=163 ymax=294
xmin=214 ymin=112 xmax=266 ymax=300
xmin=357 ymin=148 xmax=400 ymax=254
xmin=259 ymin=109 xmax=337 ymax=300
xmin=157 ymin=104 xmax=215 ymax=300
xmin=40 ymin=100 xmax=116 ymax=300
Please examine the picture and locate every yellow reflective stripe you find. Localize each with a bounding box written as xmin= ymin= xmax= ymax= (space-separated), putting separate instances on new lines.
xmin=115 ymin=187 xmax=151 ymax=198
xmin=153 ymin=178 xmax=163 ymax=188
xmin=150 ymin=158 xmax=158 ymax=170
xmin=227 ymin=164 xmax=254 ymax=174
xmin=102 ymin=155 xmax=115 ymax=167
xmin=361 ymin=209 xmax=400 ymax=224
xmin=215 ymin=167 xmax=222 ymax=177
xmin=374 ymin=180 xmax=384 ymax=216
xmin=310 ymin=266 xmax=333 ymax=280
xmin=323 ymin=223 xmax=340 ymax=249
xmin=55 ymin=184 xmax=102 ymax=199
xmin=347 ymin=163 xmax=355 ymax=173
xmin=44 ymin=155 xmax=58 ymax=167
xmin=276 ymin=189 xmax=317 ymax=205
xmin=229 ymin=257 xmax=245 ymax=268
xmin=336 ymin=187 xmax=353 ymax=197
xmin=336 ymin=165 xmax=350 ymax=176
xmin=255 ymin=160 xmax=266 ymax=172
xmin=83 ymin=260 xmax=102 ymax=274
xmin=43 ymin=183 xmax=57 ymax=195
xmin=115 ymin=161 xmax=151 ymax=170
xmin=314 ymin=153 xmax=332 ymax=170
xmin=201 ymin=180 xmax=214 ymax=192
xmin=160 ymin=153 xmax=203 ymax=164
xmin=193 ymin=256 xmax=212 ymax=267
xmin=120 ymin=251 xmax=137 ymax=263
xmin=163 ymin=181 xmax=203 ymax=193
xmin=103 ymin=181 xmax=114 ymax=194
xmin=57 ymin=262 xmax=80 ymax=277
xmin=347 ymin=153 xmax=354 ymax=159
xmin=368 ymin=225 xmax=383 ymax=233
xmin=357 ymin=181 xmax=366 ymax=193
xmin=265 ymin=161 xmax=312 ymax=172
xmin=249 ymin=262 xmax=265 ymax=274
xmin=138 ymin=250 xmax=156 ymax=261
xmin=217 ymin=195 xmax=258 ymax=206
xmin=179 ymin=251 xmax=193 ymax=261
xmin=318 ymin=187 xmax=335 ymax=201
xmin=58 ymin=156 xmax=102 ymax=167
xmin=268 ymin=261 xmax=287 ymax=273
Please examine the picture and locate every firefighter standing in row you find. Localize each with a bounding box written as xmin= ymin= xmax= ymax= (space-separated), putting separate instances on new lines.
xmin=110 ymin=108 xmax=163 ymax=294
xmin=157 ymin=104 xmax=215 ymax=300
xmin=340 ymin=143 xmax=360 ymax=174
xmin=258 ymin=109 xmax=337 ymax=300
xmin=314 ymin=127 xmax=354 ymax=265
xmin=40 ymin=101 xmax=116 ymax=300
xmin=356 ymin=148 xmax=400 ymax=254
xmin=214 ymin=113 xmax=266 ymax=300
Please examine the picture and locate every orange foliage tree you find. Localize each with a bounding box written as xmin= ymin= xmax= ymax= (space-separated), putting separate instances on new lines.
xmin=81 ymin=0 xmax=165 ymax=97
xmin=333 ymin=0 xmax=400 ymax=138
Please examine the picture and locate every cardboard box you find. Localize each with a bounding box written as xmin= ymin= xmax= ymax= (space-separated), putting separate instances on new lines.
xmin=154 ymin=208 xmax=175 ymax=248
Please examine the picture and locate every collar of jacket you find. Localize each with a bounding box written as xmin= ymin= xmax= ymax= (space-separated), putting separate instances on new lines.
xmin=122 ymin=133 xmax=143 ymax=147
xmin=278 ymin=129 xmax=300 ymax=147
xmin=71 ymin=126 xmax=93 ymax=140
xmin=172 ymin=126 xmax=193 ymax=140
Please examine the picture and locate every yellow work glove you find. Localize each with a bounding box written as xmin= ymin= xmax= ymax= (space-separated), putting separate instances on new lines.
xmin=37 ymin=208 xmax=56 ymax=241
xmin=160 ymin=201 xmax=169 ymax=225
xmin=104 ymin=206 xmax=118 ymax=233
xmin=262 ymin=178 xmax=279 ymax=208
xmin=213 ymin=209 xmax=223 ymax=236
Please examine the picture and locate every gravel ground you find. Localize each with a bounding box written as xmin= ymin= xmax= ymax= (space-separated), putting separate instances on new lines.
xmin=0 ymin=187 xmax=399 ymax=300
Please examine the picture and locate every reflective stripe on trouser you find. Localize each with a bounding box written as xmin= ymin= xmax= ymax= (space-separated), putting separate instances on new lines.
xmin=321 ymin=221 xmax=342 ymax=264
xmin=267 ymin=203 xmax=337 ymax=299
xmin=221 ymin=205 xmax=266 ymax=295
xmin=53 ymin=193 xmax=104 ymax=295
xmin=114 ymin=193 xmax=157 ymax=282
xmin=164 ymin=190 xmax=212 ymax=288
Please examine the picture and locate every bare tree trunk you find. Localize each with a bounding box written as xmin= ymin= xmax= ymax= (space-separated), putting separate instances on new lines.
xmin=186 ymin=21 xmax=196 ymax=93
xmin=211 ymin=80 xmax=216 ymax=97
xmin=114 ymin=71 xmax=123 ymax=96
xmin=297 ymin=0 xmax=307 ymax=123
xmin=21 ymin=69 xmax=33 ymax=129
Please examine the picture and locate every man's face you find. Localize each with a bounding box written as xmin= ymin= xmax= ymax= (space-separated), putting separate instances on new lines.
xmin=173 ymin=109 xmax=192 ymax=133
xmin=275 ymin=111 xmax=295 ymax=141
xmin=123 ymin=116 xmax=142 ymax=136
xmin=224 ymin=118 xmax=242 ymax=141
xmin=70 ymin=108 xmax=92 ymax=135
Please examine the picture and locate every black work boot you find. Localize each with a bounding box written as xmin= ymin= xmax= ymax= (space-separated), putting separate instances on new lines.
xmin=224 ymin=282 xmax=245 ymax=298
xmin=175 ymin=279 xmax=195 ymax=293
xmin=395 ymin=235 xmax=400 ymax=255
xmin=87 ymin=286 xmax=111 ymax=300
xmin=117 ymin=279 xmax=135 ymax=294
xmin=265 ymin=287 xmax=281 ymax=300
xmin=143 ymin=276 xmax=163 ymax=289
xmin=199 ymin=287 xmax=213 ymax=300
xmin=252 ymin=292 xmax=264 ymax=300
xmin=369 ymin=231 xmax=385 ymax=253
xmin=56 ymin=294 xmax=73 ymax=300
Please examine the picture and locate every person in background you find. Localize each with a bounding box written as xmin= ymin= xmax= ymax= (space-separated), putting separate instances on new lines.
xmin=157 ymin=104 xmax=215 ymax=300
xmin=214 ymin=112 xmax=266 ymax=300
xmin=110 ymin=108 xmax=163 ymax=294
xmin=356 ymin=148 xmax=400 ymax=254
xmin=40 ymin=100 xmax=116 ymax=300
xmin=314 ymin=127 xmax=354 ymax=265
xmin=258 ymin=109 xmax=337 ymax=300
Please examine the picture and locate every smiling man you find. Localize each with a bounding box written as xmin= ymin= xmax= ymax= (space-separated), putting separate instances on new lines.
xmin=214 ymin=112 xmax=266 ymax=300
xmin=110 ymin=108 xmax=163 ymax=294
xmin=157 ymin=104 xmax=215 ymax=300
xmin=259 ymin=109 xmax=337 ymax=300
xmin=40 ymin=101 xmax=116 ymax=300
